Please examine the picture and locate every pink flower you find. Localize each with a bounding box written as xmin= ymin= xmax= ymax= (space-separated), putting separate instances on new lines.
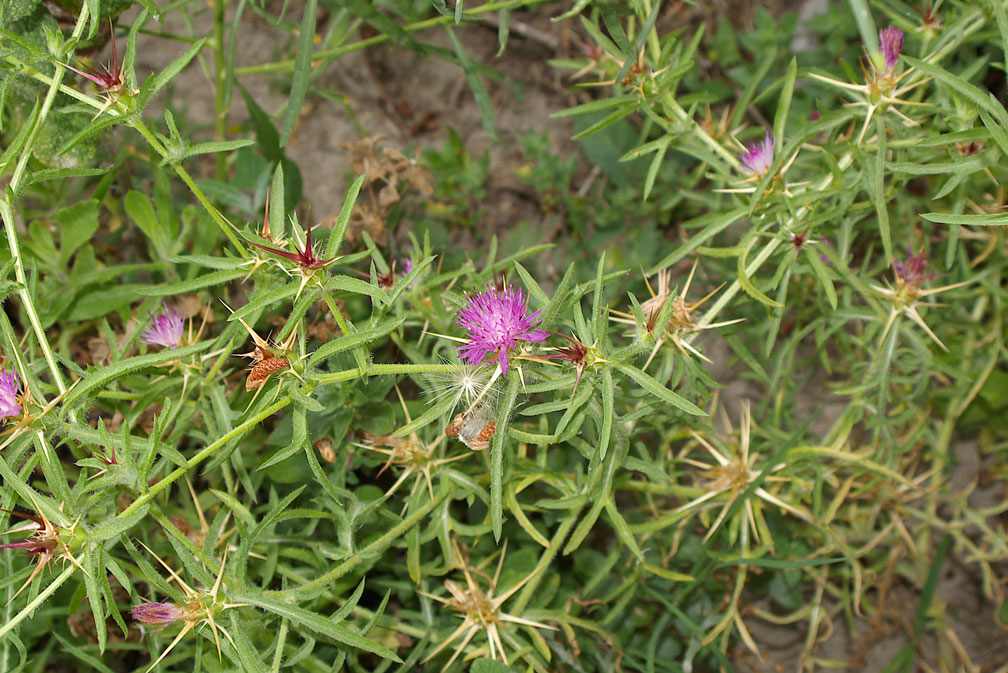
xmin=141 ymin=302 xmax=184 ymax=350
xmin=879 ymin=25 xmax=904 ymax=75
xmin=131 ymin=602 xmax=186 ymax=631
xmin=456 ymin=285 xmax=549 ymax=376
xmin=739 ymin=130 xmax=775 ymax=177
xmin=0 ymin=368 xmax=21 ymax=419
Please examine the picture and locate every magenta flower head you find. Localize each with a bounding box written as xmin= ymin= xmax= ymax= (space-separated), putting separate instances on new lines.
xmin=879 ymin=25 xmax=904 ymax=75
xmin=131 ymin=601 xmax=186 ymax=631
xmin=0 ymin=368 xmax=21 ymax=419
xmin=739 ymin=130 xmax=775 ymax=177
xmin=456 ymin=285 xmax=549 ymax=375
xmin=141 ymin=302 xmax=184 ymax=350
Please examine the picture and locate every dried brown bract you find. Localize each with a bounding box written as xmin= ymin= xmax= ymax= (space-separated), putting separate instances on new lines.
xmin=340 ymin=136 xmax=433 ymax=244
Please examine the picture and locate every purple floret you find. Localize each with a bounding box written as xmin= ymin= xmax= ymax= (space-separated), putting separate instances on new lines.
xmin=879 ymin=25 xmax=904 ymax=75
xmin=456 ymin=285 xmax=549 ymax=375
xmin=131 ymin=602 xmax=186 ymax=631
xmin=0 ymin=368 xmax=21 ymax=419
xmin=739 ymin=130 xmax=775 ymax=176
xmin=141 ymin=302 xmax=184 ymax=350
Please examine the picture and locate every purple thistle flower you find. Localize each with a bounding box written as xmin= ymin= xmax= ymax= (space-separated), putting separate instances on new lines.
xmin=894 ymin=248 xmax=933 ymax=289
xmin=131 ymin=602 xmax=186 ymax=631
xmin=0 ymin=368 xmax=21 ymax=419
xmin=879 ymin=25 xmax=904 ymax=75
xmin=456 ymin=285 xmax=549 ymax=376
xmin=401 ymin=258 xmax=414 ymax=276
xmin=739 ymin=130 xmax=775 ymax=177
xmin=141 ymin=302 xmax=184 ymax=350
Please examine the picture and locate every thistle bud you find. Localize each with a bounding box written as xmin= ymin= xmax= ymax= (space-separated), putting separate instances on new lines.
xmin=131 ymin=602 xmax=186 ymax=630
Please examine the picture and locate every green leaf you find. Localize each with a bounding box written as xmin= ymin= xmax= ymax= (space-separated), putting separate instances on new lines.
xmin=921 ymin=211 xmax=1008 ymax=226
xmin=56 ymin=199 xmax=100 ymax=266
xmin=306 ymin=318 xmax=403 ymax=367
xmin=343 ymin=0 xmax=423 ymax=52
xmin=64 ymin=342 xmax=211 ymax=408
xmin=873 ymin=115 xmax=892 ymax=261
xmin=270 ymin=161 xmax=286 ymax=241
xmin=804 ymin=245 xmax=837 ymax=310
xmin=491 ymin=375 xmax=520 ymax=541
xmin=279 ymin=0 xmax=317 ymax=146
xmin=90 ymin=503 xmax=149 ymax=542
xmin=125 ymin=190 xmax=170 ymax=259
xmin=134 ymin=268 xmax=247 ymax=296
xmin=326 ymin=274 xmax=389 ymax=306
xmin=552 ymin=94 xmax=637 ymax=119
xmin=182 ymin=139 xmax=255 ymax=160
xmin=447 ymin=28 xmax=496 ymax=139
xmin=471 ymin=659 xmax=516 ymax=673
xmin=323 ymin=175 xmax=365 ymax=259
xmin=138 ymin=38 xmax=207 ymax=107
xmin=979 ymin=107 xmax=1008 ymax=159
xmin=238 ymin=83 xmax=282 ymax=162
xmin=239 ymin=590 xmax=402 ymax=661
xmin=614 ymin=362 xmax=704 ymax=416
xmin=773 ymin=57 xmax=797 ymax=147
xmin=737 ymin=240 xmax=783 ymax=308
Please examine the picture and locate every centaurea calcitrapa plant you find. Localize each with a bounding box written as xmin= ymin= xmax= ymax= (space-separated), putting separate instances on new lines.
xmin=1 ymin=0 xmax=1007 ymax=671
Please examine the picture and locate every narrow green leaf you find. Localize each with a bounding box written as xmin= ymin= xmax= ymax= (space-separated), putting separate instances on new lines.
xmin=280 ymin=0 xmax=317 ymax=146
xmin=614 ymin=362 xmax=704 ymax=416
xmin=773 ymin=57 xmax=797 ymax=147
xmin=491 ymin=375 xmax=520 ymax=541
xmin=921 ymin=211 xmax=1008 ymax=226
xmin=307 ymin=318 xmax=403 ymax=367
xmin=182 ymin=139 xmax=255 ymax=159
xmin=874 ymin=115 xmax=892 ymax=260
xmin=447 ymin=28 xmax=496 ymax=139
xmin=139 ymin=38 xmax=207 ymax=107
xmin=323 ymin=175 xmax=365 ymax=259
xmin=737 ymin=241 xmax=783 ymax=308
xmin=239 ymin=591 xmax=402 ymax=661
xmin=134 ymin=268 xmax=246 ymax=295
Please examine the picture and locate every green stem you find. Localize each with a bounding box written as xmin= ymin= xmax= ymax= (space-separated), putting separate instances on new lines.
xmin=233 ymin=0 xmax=549 ymax=76
xmin=0 ymin=565 xmax=76 ymax=641
xmin=127 ymin=118 xmax=247 ymax=254
xmin=0 ymin=5 xmax=92 ymax=410
xmin=118 ymin=395 xmax=291 ymax=519
xmin=313 ymin=363 xmax=458 ymax=385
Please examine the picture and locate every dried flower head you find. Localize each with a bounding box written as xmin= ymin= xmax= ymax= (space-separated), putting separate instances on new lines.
xmin=0 ymin=367 xmax=21 ymax=419
xmin=141 ymin=302 xmax=184 ymax=350
xmin=879 ymin=25 xmax=904 ymax=75
xmin=423 ymin=541 xmax=554 ymax=668
xmin=131 ymin=602 xmax=187 ymax=631
xmin=456 ymin=285 xmax=549 ymax=376
xmin=739 ymin=130 xmax=775 ymax=177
